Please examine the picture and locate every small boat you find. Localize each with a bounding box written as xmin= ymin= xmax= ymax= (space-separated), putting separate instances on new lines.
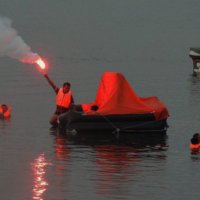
xmin=189 ymin=47 xmax=200 ymax=76
xmin=58 ymin=72 xmax=169 ymax=134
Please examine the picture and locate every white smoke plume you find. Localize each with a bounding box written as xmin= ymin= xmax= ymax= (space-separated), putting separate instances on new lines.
xmin=0 ymin=16 xmax=39 ymax=64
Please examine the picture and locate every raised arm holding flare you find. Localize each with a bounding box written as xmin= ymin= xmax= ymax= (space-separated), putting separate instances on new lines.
xmin=44 ymin=73 xmax=74 ymax=127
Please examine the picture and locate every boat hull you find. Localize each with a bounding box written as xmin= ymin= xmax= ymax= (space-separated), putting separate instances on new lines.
xmin=58 ymin=110 xmax=168 ymax=134
xmin=189 ymin=47 xmax=200 ymax=75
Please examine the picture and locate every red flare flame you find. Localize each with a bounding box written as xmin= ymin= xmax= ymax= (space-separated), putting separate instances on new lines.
xmin=36 ymin=58 xmax=46 ymax=70
xmin=35 ymin=57 xmax=48 ymax=74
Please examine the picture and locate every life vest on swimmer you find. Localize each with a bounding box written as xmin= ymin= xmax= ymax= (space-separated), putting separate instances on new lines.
xmin=0 ymin=104 xmax=11 ymax=118
xmin=190 ymin=143 xmax=200 ymax=151
xmin=56 ymin=88 xmax=72 ymax=109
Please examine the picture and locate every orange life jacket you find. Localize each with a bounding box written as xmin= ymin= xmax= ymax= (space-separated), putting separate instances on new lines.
xmin=190 ymin=143 xmax=200 ymax=151
xmin=0 ymin=104 xmax=11 ymax=118
xmin=56 ymin=88 xmax=72 ymax=109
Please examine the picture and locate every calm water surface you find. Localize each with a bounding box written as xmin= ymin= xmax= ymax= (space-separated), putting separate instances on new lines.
xmin=1 ymin=0 xmax=200 ymax=199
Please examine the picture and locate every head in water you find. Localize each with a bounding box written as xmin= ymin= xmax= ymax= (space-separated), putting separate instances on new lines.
xmin=191 ymin=133 xmax=200 ymax=144
xmin=62 ymin=82 xmax=71 ymax=93
xmin=1 ymin=104 xmax=8 ymax=113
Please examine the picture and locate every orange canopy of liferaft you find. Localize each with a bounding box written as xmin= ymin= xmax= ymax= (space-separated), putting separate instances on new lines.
xmin=81 ymin=72 xmax=169 ymax=120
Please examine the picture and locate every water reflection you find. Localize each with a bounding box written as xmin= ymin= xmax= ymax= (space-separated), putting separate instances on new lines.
xmin=31 ymin=153 xmax=51 ymax=200
xmin=53 ymin=133 xmax=71 ymax=180
xmin=0 ymin=118 xmax=11 ymax=132
xmin=50 ymin=129 xmax=168 ymax=198
xmin=94 ymin=137 xmax=167 ymax=197
xmin=189 ymin=75 xmax=200 ymax=95
xmin=188 ymin=75 xmax=200 ymax=109
xmin=54 ymin=134 xmax=70 ymax=160
xmin=95 ymin=145 xmax=138 ymax=196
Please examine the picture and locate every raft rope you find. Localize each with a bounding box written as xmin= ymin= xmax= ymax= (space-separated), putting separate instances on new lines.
xmin=87 ymin=111 xmax=168 ymax=137
xmin=90 ymin=111 xmax=121 ymax=138
xmin=117 ymin=121 xmax=167 ymax=133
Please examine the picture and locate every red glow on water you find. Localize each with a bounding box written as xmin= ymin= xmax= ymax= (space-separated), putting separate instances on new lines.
xmin=32 ymin=153 xmax=51 ymax=200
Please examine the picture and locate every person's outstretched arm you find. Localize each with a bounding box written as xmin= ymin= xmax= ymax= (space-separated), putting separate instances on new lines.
xmin=44 ymin=74 xmax=58 ymax=93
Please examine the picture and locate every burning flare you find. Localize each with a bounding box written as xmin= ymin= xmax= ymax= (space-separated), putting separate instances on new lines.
xmin=34 ymin=57 xmax=48 ymax=74
xmin=36 ymin=57 xmax=46 ymax=70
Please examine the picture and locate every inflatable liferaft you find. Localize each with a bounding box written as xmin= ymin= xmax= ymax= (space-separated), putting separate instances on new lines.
xmin=58 ymin=72 xmax=169 ymax=134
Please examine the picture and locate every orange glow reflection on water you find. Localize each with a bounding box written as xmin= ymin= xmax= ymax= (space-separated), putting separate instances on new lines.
xmin=32 ymin=153 xmax=51 ymax=200
xmin=95 ymin=145 xmax=138 ymax=196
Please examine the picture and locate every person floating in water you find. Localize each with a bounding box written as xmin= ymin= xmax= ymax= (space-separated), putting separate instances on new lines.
xmin=43 ymin=73 xmax=74 ymax=127
xmin=0 ymin=104 xmax=11 ymax=119
xmin=190 ymin=133 xmax=200 ymax=152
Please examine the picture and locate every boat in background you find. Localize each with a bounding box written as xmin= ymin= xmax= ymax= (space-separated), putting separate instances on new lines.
xmin=58 ymin=72 xmax=169 ymax=135
xmin=189 ymin=47 xmax=200 ymax=76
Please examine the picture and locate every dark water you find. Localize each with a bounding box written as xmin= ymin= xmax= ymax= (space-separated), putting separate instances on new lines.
xmin=1 ymin=0 xmax=200 ymax=199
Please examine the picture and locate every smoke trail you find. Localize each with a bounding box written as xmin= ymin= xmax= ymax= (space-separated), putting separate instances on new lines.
xmin=0 ymin=16 xmax=39 ymax=64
